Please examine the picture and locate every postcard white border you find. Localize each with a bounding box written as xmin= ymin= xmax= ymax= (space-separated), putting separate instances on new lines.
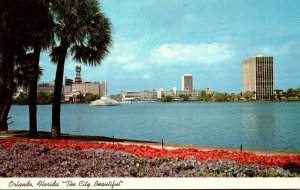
xmin=0 ymin=178 xmax=300 ymax=189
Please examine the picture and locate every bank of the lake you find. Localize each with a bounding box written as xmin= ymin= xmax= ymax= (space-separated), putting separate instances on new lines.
xmin=1 ymin=130 xmax=300 ymax=156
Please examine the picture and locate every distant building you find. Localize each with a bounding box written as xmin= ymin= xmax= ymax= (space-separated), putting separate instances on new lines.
xmin=64 ymin=85 xmax=72 ymax=95
xmin=182 ymin=74 xmax=193 ymax=91
xmin=64 ymin=90 xmax=82 ymax=103
xmin=37 ymin=83 xmax=64 ymax=95
xmin=75 ymin=66 xmax=82 ymax=84
xmin=120 ymin=88 xmax=215 ymax=102
xmin=65 ymin=78 xmax=73 ymax=86
xmin=37 ymin=83 xmax=54 ymax=94
xmin=274 ymin=89 xmax=285 ymax=100
xmin=72 ymin=82 xmax=104 ymax=97
xmin=204 ymin=88 xmax=212 ymax=94
xmin=121 ymin=90 xmax=157 ymax=101
xmin=242 ymin=55 xmax=274 ymax=100
xmin=274 ymin=89 xmax=283 ymax=96
xmin=63 ymin=66 xmax=107 ymax=97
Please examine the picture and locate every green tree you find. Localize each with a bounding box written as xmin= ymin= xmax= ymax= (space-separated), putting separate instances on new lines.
xmin=27 ymin=0 xmax=53 ymax=137
xmin=49 ymin=0 xmax=112 ymax=138
xmin=197 ymin=91 xmax=213 ymax=102
xmin=179 ymin=94 xmax=190 ymax=102
xmin=213 ymin=93 xmax=228 ymax=102
xmin=0 ymin=0 xmax=41 ymax=131
xmin=162 ymin=95 xmax=173 ymax=102
xmin=37 ymin=92 xmax=53 ymax=104
xmin=84 ymin=93 xmax=99 ymax=102
xmin=286 ymin=88 xmax=297 ymax=99
xmin=243 ymin=91 xmax=255 ymax=101
xmin=13 ymin=92 xmax=29 ymax=105
xmin=297 ymin=87 xmax=300 ymax=101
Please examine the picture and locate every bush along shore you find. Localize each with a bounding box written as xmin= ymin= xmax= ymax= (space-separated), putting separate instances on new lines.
xmin=0 ymin=138 xmax=300 ymax=177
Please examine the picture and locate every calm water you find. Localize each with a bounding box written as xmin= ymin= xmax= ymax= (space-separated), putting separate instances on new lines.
xmin=9 ymin=102 xmax=300 ymax=151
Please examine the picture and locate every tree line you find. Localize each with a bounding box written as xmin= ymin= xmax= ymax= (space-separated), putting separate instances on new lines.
xmin=160 ymin=88 xmax=300 ymax=102
xmin=0 ymin=0 xmax=112 ymax=138
xmin=13 ymin=92 xmax=100 ymax=105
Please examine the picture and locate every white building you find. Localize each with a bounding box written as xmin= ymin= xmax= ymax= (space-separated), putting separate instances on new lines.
xmin=121 ymin=90 xmax=157 ymax=101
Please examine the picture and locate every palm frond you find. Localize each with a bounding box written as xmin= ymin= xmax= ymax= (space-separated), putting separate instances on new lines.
xmin=50 ymin=46 xmax=68 ymax=63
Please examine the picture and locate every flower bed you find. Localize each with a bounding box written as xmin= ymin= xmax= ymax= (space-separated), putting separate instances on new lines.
xmin=1 ymin=138 xmax=300 ymax=169
xmin=0 ymin=143 xmax=299 ymax=177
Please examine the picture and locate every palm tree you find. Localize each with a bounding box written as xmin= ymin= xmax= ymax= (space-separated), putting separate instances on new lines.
xmin=0 ymin=0 xmax=53 ymax=134
xmin=27 ymin=0 xmax=53 ymax=137
xmin=0 ymin=0 xmax=31 ymax=131
xmin=50 ymin=0 xmax=112 ymax=138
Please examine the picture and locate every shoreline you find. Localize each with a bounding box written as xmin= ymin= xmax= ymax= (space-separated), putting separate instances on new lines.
xmin=1 ymin=130 xmax=299 ymax=156
xmin=11 ymin=100 xmax=300 ymax=106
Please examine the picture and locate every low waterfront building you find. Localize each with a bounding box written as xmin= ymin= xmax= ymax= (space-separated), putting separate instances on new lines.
xmin=37 ymin=83 xmax=54 ymax=94
xmin=37 ymin=83 xmax=65 ymax=96
xmin=121 ymin=90 xmax=157 ymax=101
xmin=64 ymin=90 xmax=82 ymax=103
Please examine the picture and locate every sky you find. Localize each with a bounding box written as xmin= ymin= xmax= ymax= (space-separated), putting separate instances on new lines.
xmin=39 ymin=0 xmax=300 ymax=95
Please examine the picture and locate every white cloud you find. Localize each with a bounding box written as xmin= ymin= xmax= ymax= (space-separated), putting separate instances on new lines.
xmin=122 ymin=63 xmax=145 ymax=72
xmin=103 ymin=36 xmax=149 ymax=72
xmin=104 ymin=36 xmax=141 ymax=64
xmin=150 ymin=43 xmax=235 ymax=65
xmin=111 ymin=55 xmax=134 ymax=64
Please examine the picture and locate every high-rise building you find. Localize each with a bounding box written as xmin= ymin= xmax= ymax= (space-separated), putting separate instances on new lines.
xmin=182 ymin=74 xmax=193 ymax=91
xmin=242 ymin=55 xmax=274 ymax=100
xmin=75 ymin=66 xmax=82 ymax=84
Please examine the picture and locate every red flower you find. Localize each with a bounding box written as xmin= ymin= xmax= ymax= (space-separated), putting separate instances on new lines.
xmin=1 ymin=138 xmax=300 ymax=168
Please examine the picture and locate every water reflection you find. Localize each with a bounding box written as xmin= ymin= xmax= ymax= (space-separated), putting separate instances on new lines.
xmin=241 ymin=103 xmax=279 ymax=150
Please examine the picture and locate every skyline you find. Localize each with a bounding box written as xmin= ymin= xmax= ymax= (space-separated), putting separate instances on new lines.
xmin=39 ymin=0 xmax=300 ymax=95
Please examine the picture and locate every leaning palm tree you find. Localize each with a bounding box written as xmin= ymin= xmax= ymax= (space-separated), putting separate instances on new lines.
xmin=50 ymin=0 xmax=112 ymax=138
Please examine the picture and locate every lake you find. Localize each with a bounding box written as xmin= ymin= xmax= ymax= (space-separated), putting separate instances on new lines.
xmin=9 ymin=102 xmax=300 ymax=151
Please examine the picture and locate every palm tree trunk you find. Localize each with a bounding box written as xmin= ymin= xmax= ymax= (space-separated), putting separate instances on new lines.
xmin=29 ymin=45 xmax=41 ymax=137
xmin=51 ymin=45 xmax=68 ymax=139
xmin=0 ymin=83 xmax=8 ymax=131
xmin=0 ymin=57 xmax=5 ymax=131
xmin=0 ymin=5 xmax=4 ymax=130
xmin=0 ymin=42 xmax=14 ymax=131
xmin=1 ymin=90 xmax=13 ymax=131
xmin=1 ymin=56 xmax=14 ymax=131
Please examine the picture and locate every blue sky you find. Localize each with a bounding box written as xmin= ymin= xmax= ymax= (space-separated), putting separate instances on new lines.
xmin=39 ymin=0 xmax=300 ymax=95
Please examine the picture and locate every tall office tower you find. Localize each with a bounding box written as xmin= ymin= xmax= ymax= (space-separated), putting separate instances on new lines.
xmin=242 ymin=56 xmax=274 ymax=100
xmin=75 ymin=66 xmax=82 ymax=84
xmin=182 ymin=74 xmax=193 ymax=91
